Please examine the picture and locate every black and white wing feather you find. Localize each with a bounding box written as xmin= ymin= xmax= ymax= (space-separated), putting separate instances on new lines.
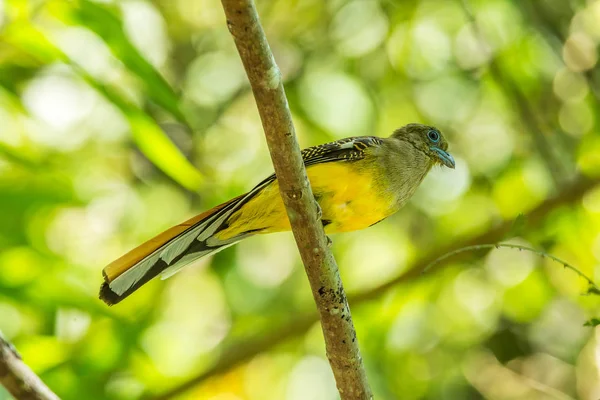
xmin=301 ymin=136 xmax=383 ymax=166
xmin=249 ymin=136 xmax=383 ymax=188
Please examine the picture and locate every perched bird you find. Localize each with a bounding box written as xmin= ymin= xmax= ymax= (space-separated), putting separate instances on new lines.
xmin=100 ymin=123 xmax=454 ymax=305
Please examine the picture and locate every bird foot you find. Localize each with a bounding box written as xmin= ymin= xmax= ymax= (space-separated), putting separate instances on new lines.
xmin=315 ymin=200 xmax=322 ymax=220
xmin=313 ymin=198 xmax=329 ymax=247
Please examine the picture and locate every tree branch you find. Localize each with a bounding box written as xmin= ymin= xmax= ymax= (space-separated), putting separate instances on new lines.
xmin=219 ymin=1 xmax=372 ymax=399
xmin=0 ymin=334 xmax=60 ymax=400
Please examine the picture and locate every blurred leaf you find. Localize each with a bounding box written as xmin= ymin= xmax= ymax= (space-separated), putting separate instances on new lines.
xmin=55 ymin=0 xmax=189 ymax=126
xmin=584 ymin=318 xmax=600 ymax=327
xmin=84 ymin=77 xmax=203 ymax=191
xmin=0 ymin=142 xmax=43 ymax=169
xmin=3 ymin=23 xmax=202 ymax=191
xmin=0 ymin=331 xmax=21 ymax=359
xmin=506 ymin=213 xmax=526 ymax=238
xmin=0 ymin=21 xmax=64 ymax=64
xmin=585 ymin=285 xmax=600 ymax=296
xmin=484 ymin=327 xmax=532 ymax=363
xmin=0 ymin=85 xmax=26 ymax=115
xmin=127 ymin=112 xmax=202 ymax=191
xmin=0 ymin=65 xmax=39 ymax=98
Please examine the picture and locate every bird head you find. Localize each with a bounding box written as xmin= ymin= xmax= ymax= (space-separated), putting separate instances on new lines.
xmin=391 ymin=123 xmax=455 ymax=169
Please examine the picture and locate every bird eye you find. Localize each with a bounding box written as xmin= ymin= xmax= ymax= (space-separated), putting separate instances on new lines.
xmin=427 ymin=130 xmax=440 ymax=143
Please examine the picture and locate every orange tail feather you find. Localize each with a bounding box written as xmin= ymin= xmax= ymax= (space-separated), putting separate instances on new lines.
xmin=99 ymin=195 xmax=244 ymax=305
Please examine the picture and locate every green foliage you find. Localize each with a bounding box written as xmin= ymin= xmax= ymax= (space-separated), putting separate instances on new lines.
xmin=584 ymin=318 xmax=600 ymax=327
xmin=1 ymin=0 xmax=600 ymax=399
xmin=62 ymin=0 xmax=189 ymax=124
xmin=587 ymin=285 xmax=600 ymax=297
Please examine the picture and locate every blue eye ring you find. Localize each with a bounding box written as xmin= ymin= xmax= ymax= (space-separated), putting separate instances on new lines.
xmin=427 ymin=129 xmax=440 ymax=143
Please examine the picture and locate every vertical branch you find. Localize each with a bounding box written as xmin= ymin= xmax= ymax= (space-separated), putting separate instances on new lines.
xmin=0 ymin=334 xmax=60 ymax=400
xmin=219 ymin=1 xmax=373 ymax=399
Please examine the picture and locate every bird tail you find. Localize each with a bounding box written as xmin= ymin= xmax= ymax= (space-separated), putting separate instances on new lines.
xmin=99 ymin=193 xmax=251 ymax=305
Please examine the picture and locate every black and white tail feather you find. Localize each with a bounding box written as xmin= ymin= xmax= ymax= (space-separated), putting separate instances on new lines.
xmin=99 ymin=177 xmax=274 ymax=305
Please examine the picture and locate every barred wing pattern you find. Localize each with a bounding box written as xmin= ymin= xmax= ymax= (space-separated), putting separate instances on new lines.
xmin=248 ymin=136 xmax=383 ymax=190
xmin=302 ymin=136 xmax=383 ymax=166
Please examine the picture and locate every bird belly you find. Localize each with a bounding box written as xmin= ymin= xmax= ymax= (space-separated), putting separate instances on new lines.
xmin=309 ymin=163 xmax=394 ymax=233
xmin=215 ymin=162 xmax=394 ymax=239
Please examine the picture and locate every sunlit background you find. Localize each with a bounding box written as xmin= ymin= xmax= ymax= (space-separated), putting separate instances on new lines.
xmin=1 ymin=0 xmax=600 ymax=399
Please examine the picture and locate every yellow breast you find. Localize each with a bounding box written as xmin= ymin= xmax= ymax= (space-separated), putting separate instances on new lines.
xmin=308 ymin=162 xmax=394 ymax=233
xmin=215 ymin=161 xmax=395 ymax=240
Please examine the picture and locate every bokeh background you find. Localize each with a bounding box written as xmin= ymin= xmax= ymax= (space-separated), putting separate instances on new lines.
xmin=1 ymin=0 xmax=600 ymax=399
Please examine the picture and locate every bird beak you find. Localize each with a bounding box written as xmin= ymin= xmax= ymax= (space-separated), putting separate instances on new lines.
xmin=431 ymin=147 xmax=455 ymax=169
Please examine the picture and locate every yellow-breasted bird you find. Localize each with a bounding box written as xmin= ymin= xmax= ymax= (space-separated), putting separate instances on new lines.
xmin=99 ymin=123 xmax=455 ymax=305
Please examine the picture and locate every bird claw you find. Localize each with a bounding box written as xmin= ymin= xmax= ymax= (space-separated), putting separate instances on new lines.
xmin=315 ymin=200 xmax=322 ymax=220
xmin=313 ymin=198 xmax=328 ymax=247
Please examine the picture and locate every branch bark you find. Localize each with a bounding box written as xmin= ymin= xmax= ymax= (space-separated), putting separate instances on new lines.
xmin=0 ymin=334 xmax=60 ymax=400
xmin=219 ymin=1 xmax=372 ymax=399
xmin=146 ymin=175 xmax=599 ymax=400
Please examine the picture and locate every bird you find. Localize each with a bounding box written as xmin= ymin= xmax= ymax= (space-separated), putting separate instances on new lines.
xmin=99 ymin=123 xmax=455 ymax=305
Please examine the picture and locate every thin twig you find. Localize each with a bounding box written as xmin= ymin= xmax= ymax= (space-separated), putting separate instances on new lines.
xmin=422 ymin=243 xmax=600 ymax=292
xmin=0 ymin=333 xmax=60 ymax=400
xmin=146 ymin=176 xmax=599 ymax=400
xmin=219 ymin=1 xmax=372 ymax=399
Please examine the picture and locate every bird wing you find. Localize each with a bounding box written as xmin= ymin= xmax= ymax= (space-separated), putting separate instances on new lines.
xmin=302 ymin=136 xmax=383 ymax=166
xmin=251 ymin=136 xmax=384 ymax=188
